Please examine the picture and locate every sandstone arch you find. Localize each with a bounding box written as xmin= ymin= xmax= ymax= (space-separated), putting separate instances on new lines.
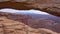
xmin=0 ymin=0 xmax=60 ymax=16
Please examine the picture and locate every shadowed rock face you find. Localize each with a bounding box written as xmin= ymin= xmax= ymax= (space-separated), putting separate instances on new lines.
xmin=0 ymin=0 xmax=60 ymax=16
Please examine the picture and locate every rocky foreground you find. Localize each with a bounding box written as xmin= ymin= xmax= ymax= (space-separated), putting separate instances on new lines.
xmin=0 ymin=12 xmax=59 ymax=34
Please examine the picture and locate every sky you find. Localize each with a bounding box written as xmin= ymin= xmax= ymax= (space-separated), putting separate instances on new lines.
xmin=0 ymin=8 xmax=49 ymax=15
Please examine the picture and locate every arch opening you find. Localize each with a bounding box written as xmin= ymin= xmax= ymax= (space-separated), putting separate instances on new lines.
xmin=0 ymin=8 xmax=50 ymax=15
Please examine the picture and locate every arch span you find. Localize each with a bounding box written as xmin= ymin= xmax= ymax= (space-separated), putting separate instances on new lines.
xmin=0 ymin=0 xmax=60 ymax=16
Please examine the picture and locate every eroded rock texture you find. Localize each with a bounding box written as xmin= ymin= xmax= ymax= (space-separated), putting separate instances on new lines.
xmin=0 ymin=0 xmax=60 ymax=16
xmin=0 ymin=12 xmax=59 ymax=34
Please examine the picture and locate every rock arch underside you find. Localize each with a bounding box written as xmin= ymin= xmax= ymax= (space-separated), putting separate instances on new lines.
xmin=0 ymin=0 xmax=60 ymax=16
xmin=0 ymin=0 xmax=60 ymax=34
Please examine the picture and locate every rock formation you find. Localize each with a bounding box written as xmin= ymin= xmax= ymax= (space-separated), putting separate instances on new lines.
xmin=0 ymin=0 xmax=60 ymax=16
xmin=0 ymin=12 xmax=59 ymax=34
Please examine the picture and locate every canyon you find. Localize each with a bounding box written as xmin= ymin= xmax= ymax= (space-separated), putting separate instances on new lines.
xmin=0 ymin=12 xmax=60 ymax=34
